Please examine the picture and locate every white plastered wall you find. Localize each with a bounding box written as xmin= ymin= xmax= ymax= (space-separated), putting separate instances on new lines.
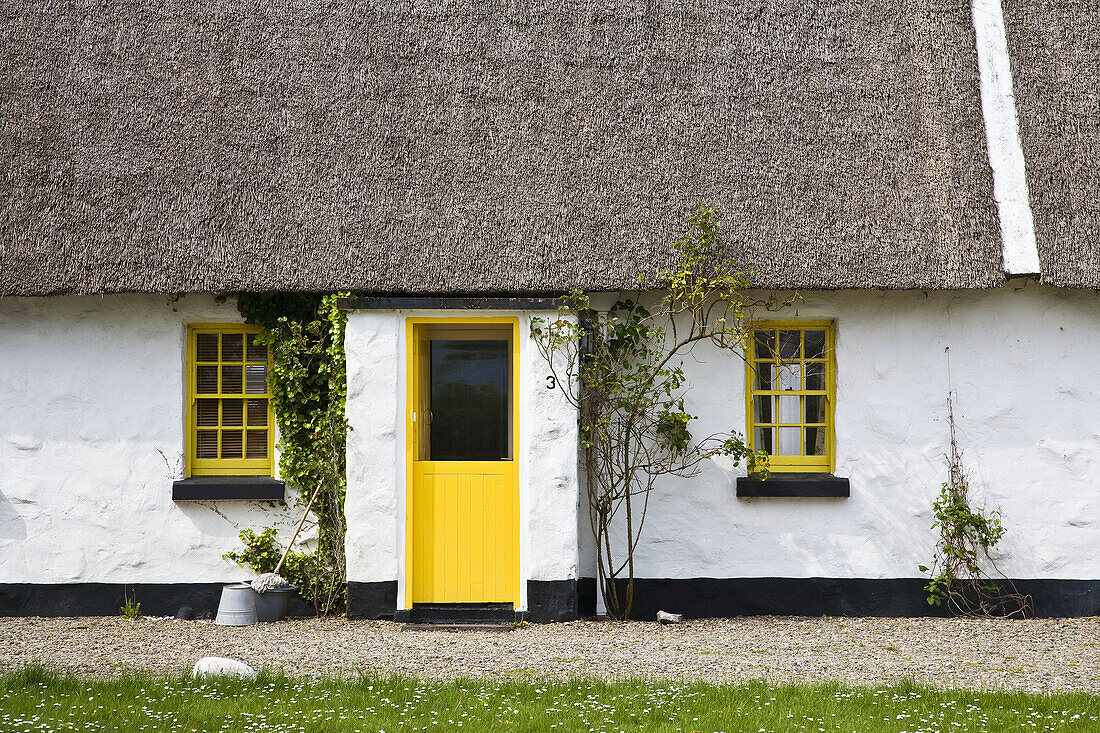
xmin=608 ymin=282 xmax=1099 ymax=581
xmin=343 ymin=310 xmax=579 ymax=611
xmin=0 ymin=294 xmax=302 ymax=583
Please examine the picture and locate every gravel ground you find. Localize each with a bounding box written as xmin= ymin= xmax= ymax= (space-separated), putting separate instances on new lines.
xmin=1 ymin=616 xmax=1097 ymax=692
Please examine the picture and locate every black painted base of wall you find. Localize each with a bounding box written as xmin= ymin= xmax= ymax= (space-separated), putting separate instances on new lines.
xmin=8 ymin=578 xmax=1097 ymax=619
xmin=578 ymin=577 xmax=598 ymax=617
xmin=527 ymin=580 xmax=579 ymax=623
xmin=0 ymin=583 xmax=312 ymax=618
xmin=346 ymin=581 xmax=398 ymax=620
xmin=581 ymin=578 xmax=1100 ymax=619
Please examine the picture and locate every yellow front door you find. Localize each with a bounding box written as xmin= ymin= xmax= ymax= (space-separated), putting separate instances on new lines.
xmin=406 ymin=319 xmax=519 ymax=605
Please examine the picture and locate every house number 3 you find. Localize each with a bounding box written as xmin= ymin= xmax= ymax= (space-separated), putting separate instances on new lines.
xmin=546 ymin=376 xmax=556 ymax=390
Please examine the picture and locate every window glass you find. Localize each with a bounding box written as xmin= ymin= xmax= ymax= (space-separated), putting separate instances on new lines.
xmin=247 ymin=399 xmax=268 ymax=426
xmin=805 ymin=330 xmax=826 ymax=359
xmin=754 ymin=362 xmax=773 ymax=391
xmin=805 ymin=362 xmax=825 ymax=391
xmin=222 ymin=333 xmax=243 ymax=362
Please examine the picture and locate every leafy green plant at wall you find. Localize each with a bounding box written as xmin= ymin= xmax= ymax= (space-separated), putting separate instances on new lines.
xmin=232 ymin=292 xmax=350 ymax=615
xmin=119 ymin=588 xmax=141 ymax=619
xmin=223 ymin=527 xmax=334 ymax=610
xmin=919 ymin=389 xmax=1032 ymax=618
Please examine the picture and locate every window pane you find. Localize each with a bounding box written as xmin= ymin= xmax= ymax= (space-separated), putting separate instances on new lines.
xmin=805 ymin=395 xmax=827 ymax=424
xmin=753 ymin=362 xmax=773 ymax=391
xmin=196 ymin=430 xmax=217 ymax=458
xmin=196 ymin=365 xmax=218 ymax=394
xmin=806 ymin=426 xmax=826 ymax=456
xmin=247 ymin=399 xmax=268 ymax=427
xmin=776 ymin=426 xmax=801 ymax=455
xmin=753 ymin=395 xmax=773 ymax=424
xmin=222 ymin=333 xmax=243 ymax=362
xmin=805 ymin=362 xmax=825 ymax=391
xmin=222 ymin=399 xmax=243 ymax=427
xmin=778 ymin=330 xmax=800 ymax=359
xmin=754 ymin=427 xmax=773 ymax=455
xmin=196 ymin=333 xmax=218 ymax=362
xmin=196 ymin=399 xmax=218 ymax=427
xmin=247 ymin=336 xmax=267 ymax=362
xmin=221 ymin=430 xmax=243 ymax=459
xmin=429 ymin=339 xmax=509 ymax=461
xmin=776 ymin=394 xmax=800 ymax=424
xmin=246 ymin=430 xmax=267 ymax=459
xmin=775 ymin=363 xmax=801 ymax=391
xmin=221 ymin=365 xmax=243 ymax=394
xmin=805 ymin=330 xmax=826 ymax=359
xmin=246 ymin=365 xmax=267 ymax=394
xmin=753 ymin=331 xmax=774 ymax=359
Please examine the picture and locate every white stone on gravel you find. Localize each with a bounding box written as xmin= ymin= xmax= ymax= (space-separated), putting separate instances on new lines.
xmin=656 ymin=611 xmax=682 ymax=624
xmin=192 ymin=657 xmax=256 ymax=679
xmin=2 ymin=616 xmax=1098 ymax=693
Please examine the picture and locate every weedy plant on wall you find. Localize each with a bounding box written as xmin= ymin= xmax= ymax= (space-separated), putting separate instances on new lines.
xmin=919 ymin=384 xmax=1032 ymax=618
xmin=532 ymin=205 xmax=789 ymax=620
xmin=119 ymin=588 xmax=141 ymax=619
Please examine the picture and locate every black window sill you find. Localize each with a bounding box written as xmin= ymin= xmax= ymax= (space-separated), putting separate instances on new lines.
xmin=172 ymin=477 xmax=285 ymax=501
xmin=736 ymin=473 xmax=849 ymax=498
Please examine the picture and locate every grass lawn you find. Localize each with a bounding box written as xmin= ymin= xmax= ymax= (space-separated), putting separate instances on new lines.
xmin=1 ymin=666 xmax=1098 ymax=732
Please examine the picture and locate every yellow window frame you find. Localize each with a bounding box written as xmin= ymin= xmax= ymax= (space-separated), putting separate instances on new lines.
xmin=185 ymin=323 xmax=276 ymax=477
xmin=745 ymin=321 xmax=836 ymax=473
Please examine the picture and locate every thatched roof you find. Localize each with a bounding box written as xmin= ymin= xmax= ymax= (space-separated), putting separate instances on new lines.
xmin=1 ymin=0 xmax=1003 ymax=296
xmin=1003 ymin=1 xmax=1100 ymax=288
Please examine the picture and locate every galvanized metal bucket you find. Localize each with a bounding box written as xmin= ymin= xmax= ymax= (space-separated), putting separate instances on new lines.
xmin=215 ymin=583 xmax=257 ymax=626
xmin=251 ymin=585 xmax=297 ymax=623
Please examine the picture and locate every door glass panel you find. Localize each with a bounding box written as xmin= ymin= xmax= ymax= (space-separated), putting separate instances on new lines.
xmin=429 ymin=339 xmax=510 ymax=461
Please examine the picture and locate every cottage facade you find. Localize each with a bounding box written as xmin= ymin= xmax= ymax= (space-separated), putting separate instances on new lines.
xmin=2 ymin=0 xmax=1098 ymax=619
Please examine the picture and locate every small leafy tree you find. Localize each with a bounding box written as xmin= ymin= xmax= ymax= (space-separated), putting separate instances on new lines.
xmin=532 ymin=205 xmax=784 ymax=619
xmin=919 ymin=389 xmax=1032 ymax=618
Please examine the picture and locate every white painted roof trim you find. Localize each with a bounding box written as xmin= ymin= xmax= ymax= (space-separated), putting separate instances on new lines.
xmin=971 ymin=0 xmax=1041 ymax=276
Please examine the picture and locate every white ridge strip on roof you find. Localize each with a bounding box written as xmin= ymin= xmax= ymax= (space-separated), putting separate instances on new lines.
xmin=971 ymin=0 xmax=1041 ymax=276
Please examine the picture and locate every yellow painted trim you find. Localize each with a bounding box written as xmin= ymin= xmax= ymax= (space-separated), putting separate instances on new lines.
xmin=185 ymin=323 xmax=275 ymax=477
xmin=404 ymin=319 xmax=415 ymax=608
xmin=404 ymin=317 xmax=521 ymax=609
xmin=745 ymin=321 xmax=836 ymax=473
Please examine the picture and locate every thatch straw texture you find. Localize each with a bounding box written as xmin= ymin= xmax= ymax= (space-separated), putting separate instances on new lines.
xmin=1003 ymin=1 xmax=1100 ymax=288
xmin=1 ymin=0 xmax=1002 ymax=296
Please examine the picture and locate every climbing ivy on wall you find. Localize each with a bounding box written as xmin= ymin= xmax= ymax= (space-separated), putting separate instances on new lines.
xmin=234 ymin=292 xmax=350 ymax=614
